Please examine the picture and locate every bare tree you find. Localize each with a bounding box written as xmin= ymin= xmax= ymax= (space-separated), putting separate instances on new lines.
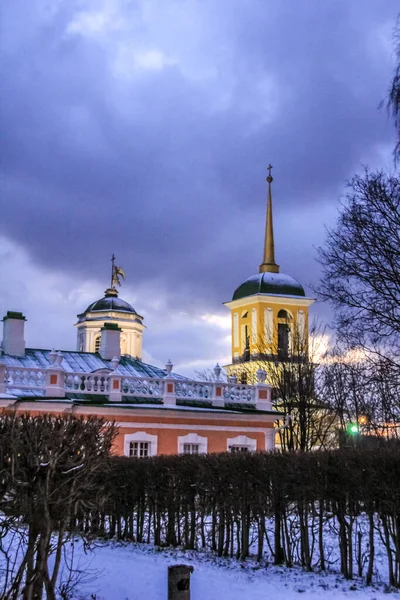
xmin=234 ymin=320 xmax=337 ymax=451
xmin=320 ymin=350 xmax=400 ymax=442
xmin=316 ymin=170 xmax=400 ymax=366
xmin=0 ymin=413 xmax=116 ymax=600
xmin=385 ymin=16 xmax=400 ymax=162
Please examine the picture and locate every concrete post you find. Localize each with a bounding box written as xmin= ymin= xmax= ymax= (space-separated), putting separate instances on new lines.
xmin=168 ymin=564 xmax=194 ymax=600
xmin=108 ymin=374 xmax=122 ymax=402
xmin=45 ymin=368 xmax=65 ymax=398
xmin=108 ymin=356 xmax=122 ymax=402
xmin=255 ymin=383 xmax=272 ymax=411
xmin=163 ymin=377 xmax=176 ymax=406
xmin=211 ymin=382 xmax=225 ymax=408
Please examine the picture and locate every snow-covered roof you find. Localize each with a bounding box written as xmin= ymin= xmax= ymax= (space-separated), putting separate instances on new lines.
xmin=0 ymin=348 xmax=187 ymax=380
xmin=232 ymin=271 xmax=306 ymax=301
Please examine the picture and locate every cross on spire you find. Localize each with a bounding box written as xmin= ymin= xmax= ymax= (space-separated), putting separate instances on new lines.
xmin=267 ymin=163 xmax=273 ymax=183
xmin=110 ymin=254 xmax=116 ymax=288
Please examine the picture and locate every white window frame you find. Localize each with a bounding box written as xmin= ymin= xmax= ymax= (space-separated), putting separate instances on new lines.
xmin=231 ymin=446 xmax=250 ymax=453
xmin=183 ymin=443 xmax=200 ymax=455
xmin=124 ymin=432 xmax=158 ymax=457
xmin=227 ymin=434 xmax=257 ymax=453
xmin=129 ymin=441 xmax=149 ymax=458
xmin=178 ymin=433 xmax=207 ymax=455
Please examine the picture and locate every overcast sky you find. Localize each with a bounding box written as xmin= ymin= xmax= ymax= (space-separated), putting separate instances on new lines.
xmin=0 ymin=0 xmax=398 ymax=375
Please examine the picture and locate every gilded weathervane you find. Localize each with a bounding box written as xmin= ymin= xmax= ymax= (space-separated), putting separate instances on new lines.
xmin=110 ymin=254 xmax=126 ymax=289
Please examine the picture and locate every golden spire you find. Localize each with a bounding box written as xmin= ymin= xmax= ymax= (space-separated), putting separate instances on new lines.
xmin=259 ymin=164 xmax=280 ymax=274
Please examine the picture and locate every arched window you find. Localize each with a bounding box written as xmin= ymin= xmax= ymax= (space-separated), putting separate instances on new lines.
xmin=94 ymin=335 xmax=101 ymax=353
xmin=227 ymin=435 xmax=257 ymax=453
xmin=277 ymin=310 xmax=292 ymax=359
xmin=278 ymin=309 xmax=292 ymax=320
xmin=178 ymin=433 xmax=208 ymax=455
xmin=241 ymin=325 xmax=250 ymax=361
xmin=278 ymin=325 xmax=289 ymax=358
xmin=240 ymin=372 xmax=248 ymax=384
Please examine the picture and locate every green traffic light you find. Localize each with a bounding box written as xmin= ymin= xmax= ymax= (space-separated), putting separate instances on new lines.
xmin=349 ymin=424 xmax=359 ymax=434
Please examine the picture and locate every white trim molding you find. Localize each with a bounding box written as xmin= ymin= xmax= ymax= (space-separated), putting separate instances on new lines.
xmin=233 ymin=312 xmax=239 ymax=348
xmin=264 ymin=307 xmax=273 ymax=344
xmin=297 ymin=309 xmax=305 ymax=339
xmin=124 ymin=431 xmax=158 ymax=457
xmin=225 ymin=295 xmax=315 ymax=311
xmin=178 ymin=432 xmax=208 ymax=454
xmin=266 ymin=428 xmax=276 ymax=451
xmin=227 ymin=434 xmax=257 ymax=452
xmin=251 ymin=307 xmax=257 ymax=344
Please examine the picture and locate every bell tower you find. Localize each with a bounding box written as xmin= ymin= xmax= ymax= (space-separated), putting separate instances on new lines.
xmin=224 ymin=167 xmax=314 ymax=380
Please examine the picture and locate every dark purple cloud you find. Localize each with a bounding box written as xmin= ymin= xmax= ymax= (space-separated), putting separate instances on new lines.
xmin=0 ymin=0 xmax=398 ymax=324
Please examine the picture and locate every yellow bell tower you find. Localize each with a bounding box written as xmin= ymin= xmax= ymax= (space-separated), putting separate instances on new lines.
xmin=224 ymin=166 xmax=314 ymax=381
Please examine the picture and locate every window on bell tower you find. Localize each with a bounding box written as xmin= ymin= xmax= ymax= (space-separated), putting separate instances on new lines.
xmin=95 ymin=335 xmax=101 ymax=353
xmin=278 ymin=324 xmax=289 ymax=358
xmin=277 ymin=310 xmax=292 ymax=359
xmin=241 ymin=324 xmax=250 ymax=361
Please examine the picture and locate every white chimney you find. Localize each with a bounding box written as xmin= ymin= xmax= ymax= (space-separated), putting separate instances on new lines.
xmin=99 ymin=323 xmax=121 ymax=360
xmin=1 ymin=311 xmax=26 ymax=357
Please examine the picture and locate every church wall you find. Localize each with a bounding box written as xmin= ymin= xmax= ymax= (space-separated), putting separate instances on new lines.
xmin=115 ymin=425 xmax=268 ymax=455
xmin=1 ymin=401 xmax=275 ymax=455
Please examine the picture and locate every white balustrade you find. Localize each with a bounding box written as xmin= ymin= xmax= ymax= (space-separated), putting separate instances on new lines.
xmin=64 ymin=373 xmax=109 ymax=394
xmin=175 ymin=381 xmax=213 ymax=401
xmin=221 ymin=383 xmax=256 ymax=404
xmin=5 ymin=367 xmax=46 ymax=390
xmin=121 ymin=376 xmax=164 ymax=398
xmin=2 ymin=365 xmax=263 ymax=408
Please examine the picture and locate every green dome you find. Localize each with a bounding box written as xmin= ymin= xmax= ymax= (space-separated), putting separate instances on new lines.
xmin=84 ymin=296 xmax=136 ymax=314
xmin=81 ymin=290 xmax=137 ymax=315
xmin=232 ymin=272 xmax=305 ymax=301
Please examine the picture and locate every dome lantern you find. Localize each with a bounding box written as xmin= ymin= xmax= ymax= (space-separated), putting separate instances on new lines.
xmin=75 ymin=257 xmax=145 ymax=359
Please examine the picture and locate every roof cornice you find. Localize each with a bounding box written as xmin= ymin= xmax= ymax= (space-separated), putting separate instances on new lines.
xmin=224 ymin=294 xmax=315 ymax=310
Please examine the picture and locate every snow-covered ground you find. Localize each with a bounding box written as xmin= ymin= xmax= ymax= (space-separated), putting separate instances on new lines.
xmin=71 ymin=542 xmax=399 ymax=600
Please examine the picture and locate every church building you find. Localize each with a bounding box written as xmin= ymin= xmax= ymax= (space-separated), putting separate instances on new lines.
xmin=0 ymin=166 xmax=312 ymax=455
xmin=225 ymin=166 xmax=314 ymax=383
xmin=0 ymin=253 xmax=281 ymax=456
